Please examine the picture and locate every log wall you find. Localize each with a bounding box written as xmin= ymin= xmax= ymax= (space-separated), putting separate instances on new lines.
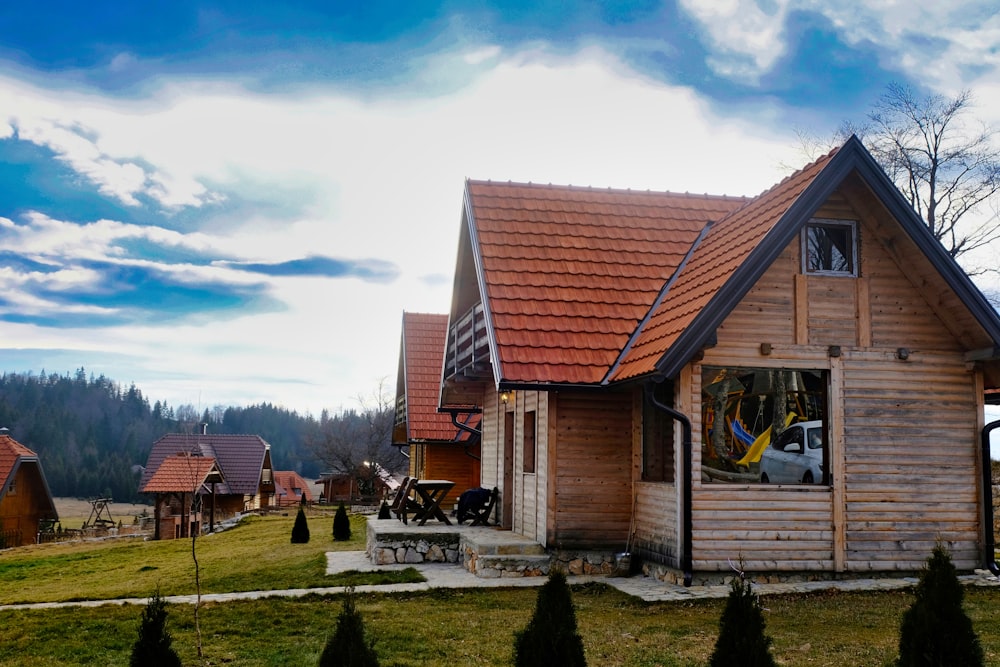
xmin=549 ymin=392 xmax=633 ymax=550
xmin=691 ymin=189 xmax=984 ymax=572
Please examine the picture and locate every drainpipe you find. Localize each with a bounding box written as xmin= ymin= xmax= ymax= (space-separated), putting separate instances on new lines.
xmin=448 ymin=409 xmax=482 ymax=461
xmin=645 ymin=380 xmax=693 ymax=587
xmin=981 ymin=419 xmax=1000 ymax=575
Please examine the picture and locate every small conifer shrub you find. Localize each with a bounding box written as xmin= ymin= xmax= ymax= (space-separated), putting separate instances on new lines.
xmin=318 ymin=588 xmax=380 ymax=667
xmin=291 ymin=505 xmax=310 ymax=543
xmin=377 ymin=500 xmax=391 ymax=520
xmin=333 ymin=502 xmax=352 ymax=541
xmin=130 ymin=590 xmax=181 ymax=667
xmin=709 ymin=568 xmax=775 ymax=667
xmin=897 ymin=544 xmax=984 ymax=666
xmin=513 ymin=570 xmax=587 ymax=667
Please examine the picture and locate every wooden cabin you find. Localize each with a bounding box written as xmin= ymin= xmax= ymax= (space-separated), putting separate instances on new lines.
xmin=139 ymin=430 xmax=276 ymax=537
xmin=0 ymin=432 xmax=58 ymax=548
xmin=273 ymin=470 xmax=314 ymax=507
xmin=140 ymin=452 xmax=225 ymax=540
xmin=392 ymin=312 xmax=481 ymax=509
xmin=436 ymin=136 xmax=1000 ymax=582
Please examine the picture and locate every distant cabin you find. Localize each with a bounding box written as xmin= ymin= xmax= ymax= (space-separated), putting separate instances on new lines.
xmin=0 ymin=430 xmax=58 ymax=548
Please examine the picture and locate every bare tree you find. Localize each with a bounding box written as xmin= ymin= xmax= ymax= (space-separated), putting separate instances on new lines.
xmin=838 ymin=83 xmax=1000 ymax=273
xmin=308 ymin=378 xmax=406 ymax=496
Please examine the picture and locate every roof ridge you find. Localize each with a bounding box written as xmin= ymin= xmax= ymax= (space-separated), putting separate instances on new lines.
xmin=466 ymin=178 xmax=751 ymax=201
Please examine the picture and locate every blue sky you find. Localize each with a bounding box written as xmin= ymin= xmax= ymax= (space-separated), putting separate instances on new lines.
xmin=0 ymin=1 xmax=999 ymax=417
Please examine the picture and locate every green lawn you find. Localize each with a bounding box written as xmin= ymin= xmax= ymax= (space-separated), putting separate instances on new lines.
xmin=0 ymin=510 xmax=419 ymax=604
xmin=3 ymin=511 xmax=1000 ymax=665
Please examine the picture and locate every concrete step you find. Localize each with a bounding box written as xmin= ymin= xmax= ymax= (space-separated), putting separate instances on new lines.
xmin=459 ymin=529 xmax=546 ymax=557
xmin=469 ymin=553 xmax=552 ymax=578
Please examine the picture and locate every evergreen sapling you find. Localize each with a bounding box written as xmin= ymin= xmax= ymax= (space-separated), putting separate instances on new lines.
xmin=291 ymin=505 xmax=310 ymax=543
xmin=318 ymin=588 xmax=380 ymax=667
xmin=513 ymin=570 xmax=587 ymax=667
xmin=897 ymin=544 xmax=983 ymax=666
xmin=709 ymin=568 xmax=776 ymax=667
xmin=130 ymin=590 xmax=181 ymax=667
xmin=333 ymin=502 xmax=352 ymax=541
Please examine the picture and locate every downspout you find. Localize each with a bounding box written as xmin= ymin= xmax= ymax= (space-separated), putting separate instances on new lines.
xmin=645 ymin=379 xmax=693 ymax=587
xmin=981 ymin=419 xmax=1000 ymax=575
xmin=448 ymin=409 xmax=482 ymax=461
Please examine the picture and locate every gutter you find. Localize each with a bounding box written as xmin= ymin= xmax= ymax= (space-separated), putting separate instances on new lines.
xmin=645 ymin=379 xmax=693 ymax=587
xmin=981 ymin=420 xmax=1000 ymax=575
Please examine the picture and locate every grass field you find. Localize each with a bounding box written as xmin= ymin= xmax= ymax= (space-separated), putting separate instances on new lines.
xmin=2 ymin=510 xmax=1000 ymax=665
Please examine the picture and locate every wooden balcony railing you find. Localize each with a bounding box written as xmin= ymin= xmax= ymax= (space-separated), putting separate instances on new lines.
xmin=445 ymin=303 xmax=491 ymax=379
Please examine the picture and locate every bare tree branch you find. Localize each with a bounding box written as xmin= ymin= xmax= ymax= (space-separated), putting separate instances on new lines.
xmin=839 ymin=84 xmax=1000 ymax=274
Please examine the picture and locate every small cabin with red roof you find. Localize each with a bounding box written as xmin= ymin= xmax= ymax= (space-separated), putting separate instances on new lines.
xmin=273 ymin=470 xmax=314 ymax=507
xmin=0 ymin=431 xmax=58 ymax=548
xmin=436 ymin=136 xmax=1000 ymax=583
xmin=139 ymin=429 xmax=275 ymax=539
xmin=391 ymin=312 xmax=481 ymax=509
xmin=140 ymin=452 xmax=225 ymax=539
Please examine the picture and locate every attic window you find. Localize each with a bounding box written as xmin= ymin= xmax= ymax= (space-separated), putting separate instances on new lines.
xmin=803 ymin=219 xmax=857 ymax=276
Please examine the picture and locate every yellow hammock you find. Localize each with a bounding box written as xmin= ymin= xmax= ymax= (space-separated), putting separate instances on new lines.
xmin=735 ymin=412 xmax=797 ymax=468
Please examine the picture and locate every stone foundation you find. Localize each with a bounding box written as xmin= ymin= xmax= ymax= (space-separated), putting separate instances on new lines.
xmin=365 ymin=519 xmax=461 ymax=565
xmin=550 ymin=550 xmax=617 ymax=576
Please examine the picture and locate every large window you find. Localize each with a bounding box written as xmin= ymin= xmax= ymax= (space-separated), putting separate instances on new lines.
xmin=803 ymin=219 xmax=857 ymax=276
xmin=701 ymin=366 xmax=829 ymax=485
xmin=642 ymin=381 xmax=675 ymax=482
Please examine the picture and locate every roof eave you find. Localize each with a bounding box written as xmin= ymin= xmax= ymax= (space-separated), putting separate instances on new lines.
xmin=463 ymin=181 xmax=504 ymax=389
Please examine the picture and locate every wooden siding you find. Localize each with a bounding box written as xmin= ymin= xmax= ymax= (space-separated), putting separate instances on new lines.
xmin=691 ymin=186 xmax=984 ymax=573
xmin=551 ymin=392 xmax=633 ymax=549
xmin=634 ymin=481 xmax=678 ymax=565
xmin=0 ymin=464 xmax=52 ymax=546
xmin=424 ymin=443 xmax=481 ymax=507
xmin=841 ymin=350 xmax=979 ymax=570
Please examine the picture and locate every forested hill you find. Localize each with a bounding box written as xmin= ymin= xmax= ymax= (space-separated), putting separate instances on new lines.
xmin=0 ymin=370 xmax=323 ymax=503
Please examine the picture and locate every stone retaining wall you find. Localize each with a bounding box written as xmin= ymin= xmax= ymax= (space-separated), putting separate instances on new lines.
xmin=365 ymin=521 xmax=461 ymax=565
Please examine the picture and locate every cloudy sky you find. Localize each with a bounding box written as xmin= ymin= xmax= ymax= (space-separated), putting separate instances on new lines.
xmin=1 ymin=1 xmax=999 ymax=417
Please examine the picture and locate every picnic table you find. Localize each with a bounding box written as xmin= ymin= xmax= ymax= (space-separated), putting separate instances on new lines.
xmin=409 ymin=479 xmax=455 ymax=526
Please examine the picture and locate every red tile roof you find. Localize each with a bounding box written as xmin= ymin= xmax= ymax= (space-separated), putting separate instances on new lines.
xmin=273 ymin=470 xmax=314 ymax=503
xmin=0 ymin=434 xmax=36 ymax=490
xmin=448 ymin=137 xmax=1000 ymax=394
xmin=141 ymin=453 xmax=223 ymax=493
xmin=399 ymin=312 xmax=470 ymax=441
xmin=465 ymin=181 xmax=747 ymax=384
xmin=612 ymin=147 xmax=837 ymax=380
xmin=0 ymin=434 xmax=40 ymax=500
xmin=0 ymin=433 xmax=58 ymax=516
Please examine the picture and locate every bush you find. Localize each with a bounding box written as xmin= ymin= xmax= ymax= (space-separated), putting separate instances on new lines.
xmin=709 ymin=569 xmax=775 ymax=667
xmin=513 ymin=570 xmax=586 ymax=666
xmin=291 ymin=506 xmax=310 ymax=544
xmin=318 ymin=589 xmax=380 ymax=667
xmin=333 ymin=502 xmax=352 ymax=541
xmin=130 ymin=590 xmax=181 ymax=667
xmin=377 ymin=500 xmax=390 ymax=520
xmin=897 ymin=544 xmax=984 ymax=666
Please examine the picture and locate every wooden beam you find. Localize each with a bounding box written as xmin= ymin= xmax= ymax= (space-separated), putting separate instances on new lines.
xmin=856 ymin=277 xmax=872 ymax=347
xmin=830 ymin=355 xmax=846 ymax=572
xmin=794 ymin=274 xmax=809 ymax=345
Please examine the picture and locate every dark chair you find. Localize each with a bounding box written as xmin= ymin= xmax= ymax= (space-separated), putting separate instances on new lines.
xmin=468 ymin=487 xmax=499 ymax=526
xmin=390 ymin=477 xmax=423 ymax=524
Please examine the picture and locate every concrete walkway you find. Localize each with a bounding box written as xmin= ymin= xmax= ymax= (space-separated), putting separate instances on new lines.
xmin=3 ymin=551 xmax=999 ymax=611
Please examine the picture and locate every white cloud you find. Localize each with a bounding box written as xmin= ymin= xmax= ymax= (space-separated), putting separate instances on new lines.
xmin=0 ymin=46 xmax=810 ymax=413
xmin=677 ymin=1 xmax=1000 ymax=94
